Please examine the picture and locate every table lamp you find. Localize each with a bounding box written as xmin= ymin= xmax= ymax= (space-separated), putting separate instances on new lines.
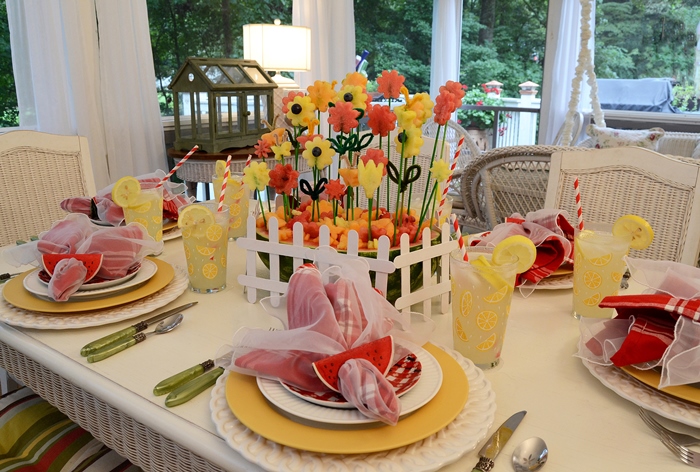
xmin=242 ymin=19 xmax=311 ymax=91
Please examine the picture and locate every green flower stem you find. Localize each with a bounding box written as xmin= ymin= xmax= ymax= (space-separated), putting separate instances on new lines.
xmin=375 ymin=187 xmax=381 ymax=218
xmin=392 ymin=146 xmax=406 ymax=246
xmin=333 ymin=200 xmax=337 ymax=226
xmin=367 ymin=197 xmax=373 ymax=238
xmin=407 ymin=155 xmax=416 ymax=215
xmin=419 ymin=124 xmax=442 ymax=221
xmin=258 ymin=190 xmax=267 ymax=227
xmin=415 ymin=181 xmax=439 ymax=242
xmin=283 ymin=194 xmax=290 ymax=220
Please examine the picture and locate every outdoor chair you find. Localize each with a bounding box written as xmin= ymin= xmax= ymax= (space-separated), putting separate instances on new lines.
xmin=545 ymin=146 xmax=700 ymax=265
xmin=579 ymin=130 xmax=700 ymax=158
xmin=459 ymin=145 xmax=589 ymax=233
xmin=0 ymin=130 xmax=96 ymax=246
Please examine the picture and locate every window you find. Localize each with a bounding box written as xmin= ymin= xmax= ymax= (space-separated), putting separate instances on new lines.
xmin=0 ymin=0 xmax=18 ymax=127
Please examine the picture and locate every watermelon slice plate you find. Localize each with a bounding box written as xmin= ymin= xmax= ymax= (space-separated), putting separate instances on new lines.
xmin=283 ymin=353 xmax=422 ymax=409
xmin=37 ymin=262 xmax=142 ymax=291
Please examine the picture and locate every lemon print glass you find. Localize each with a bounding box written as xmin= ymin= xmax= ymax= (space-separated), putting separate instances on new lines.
xmin=179 ymin=201 xmax=230 ymax=293
xmin=213 ymin=171 xmax=250 ymax=240
xmin=122 ymin=186 xmax=164 ymax=242
xmin=450 ymin=248 xmax=518 ymax=369
xmin=573 ymin=222 xmax=631 ymax=318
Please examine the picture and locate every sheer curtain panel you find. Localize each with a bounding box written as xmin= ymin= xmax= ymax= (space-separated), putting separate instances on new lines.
xmin=7 ymin=0 xmax=165 ymax=189
xmin=430 ymin=0 xmax=463 ymax=98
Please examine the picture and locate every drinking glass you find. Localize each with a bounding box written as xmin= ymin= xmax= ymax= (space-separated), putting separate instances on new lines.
xmin=573 ymin=222 xmax=631 ymax=318
xmin=213 ymin=172 xmax=250 ymax=240
xmin=450 ymin=247 xmax=518 ymax=369
xmin=181 ymin=201 xmax=230 ymax=293
xmin=123 ymin=186 xmax=164 ymax=242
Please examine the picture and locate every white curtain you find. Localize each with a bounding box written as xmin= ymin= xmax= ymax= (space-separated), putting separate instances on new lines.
xmin=430 ymin=0 xmax=463 ymax=97
xmin=292 ymin=0 xmax=356 ymax=88
xmin=538 ymin=0 xmax=586 ymax=145
xmin=7 ymin=0 xmax=165 ymax=190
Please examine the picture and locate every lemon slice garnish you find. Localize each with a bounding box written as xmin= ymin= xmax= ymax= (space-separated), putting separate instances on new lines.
xmin=493 ymin=235 xmax=537 ymax=274
xmin=612 ymin=214 xmax=654 ymax=250
xmin=471 ymin=255 xmax=510 ymax=290
xmin=177 ymin=204 xmax=216 ymax=230
xmin=111 ymin=176 xmax=141 ymax=208
xmin=215 ymin=160 xmax=226 ymax=178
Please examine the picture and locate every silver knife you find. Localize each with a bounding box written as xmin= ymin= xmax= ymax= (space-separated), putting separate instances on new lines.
xmin=472 ymin=410 xmax=527 ymax=472
xmin=80 ymin=301 xmax=198 ymax=356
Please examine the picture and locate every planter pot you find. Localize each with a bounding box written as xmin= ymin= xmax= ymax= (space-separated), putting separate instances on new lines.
xmin=255 ymin=227 xmax=440 ymax=304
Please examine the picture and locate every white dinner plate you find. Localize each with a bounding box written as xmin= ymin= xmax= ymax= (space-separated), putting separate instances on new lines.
xmin=256 ymin=346 xmax=442 ymax=425
xmin=280 ymin=352 xmax=422 ymax=409
xmin=37 ymin=263 xmax=141 ymax=291
xmin=23 ymin=259 xmax=157 ymax=301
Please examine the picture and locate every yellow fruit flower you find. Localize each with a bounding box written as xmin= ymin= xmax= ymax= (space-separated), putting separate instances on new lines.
xmin=307 ymin=80 xmax=336 ymax=112
xmin=271 ymin=141 xmax=292 ymax=161
xmin=302 ymin=137 xmax=336 ymax=170
xmin=285 ymin=95 xmax=316 ymax=127
xmin=336 ymin=84 xmax=368 ymax=110
xmin=394 ymin=105 xmax=417 ymax=130
xmin=243 ymin=161 xmax=270 ymax=191
xmin=338 ymin=167 xmax=359 ymax=187
xmin=394 ymin=126 xmax=423 ymax=157
xmin=358 ymin=160 xmax=384 ymax=197
xmin=430 ymin=160 xmax=451 ymax=183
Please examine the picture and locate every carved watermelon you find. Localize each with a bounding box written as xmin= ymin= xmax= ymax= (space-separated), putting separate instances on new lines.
xmin=312 ymin=335 xmax=394 ymax=392
xmin=41 ymin=254 xmax=104 ymax=283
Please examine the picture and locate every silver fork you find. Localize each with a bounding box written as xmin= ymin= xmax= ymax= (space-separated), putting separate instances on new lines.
xmin=639 ymin=408 xmax=700 ymax=447
xmin=659 ymin=431 xmax=700 ymax=468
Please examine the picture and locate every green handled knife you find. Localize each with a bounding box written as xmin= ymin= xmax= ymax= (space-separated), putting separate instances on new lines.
xmin=164 ymin=367 xmax=224 ymax=407
xmin=153 ymin=359 xmax=215 ymax=396
xmin=80 ymin=301 xmax=197 ymax=356
xmin=472 ymin=410 xmax=526 ymax=472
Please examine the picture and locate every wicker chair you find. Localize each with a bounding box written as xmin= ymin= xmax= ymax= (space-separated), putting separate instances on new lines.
xmin=545 ymin=147 xmax=700 ymax=265
xmin=0 ymin=131 xmax=96 ymax=246
xmin=459 ymin=145 xmax=591 ymax=232
xmin=552 ymin=112 xmax=584 ymax=146
xmin=579 ymin=130 xmax=700 ymax=158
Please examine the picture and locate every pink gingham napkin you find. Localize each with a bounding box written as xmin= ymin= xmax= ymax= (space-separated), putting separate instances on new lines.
xmin=470 ymin=209 xmax=575 ymax=286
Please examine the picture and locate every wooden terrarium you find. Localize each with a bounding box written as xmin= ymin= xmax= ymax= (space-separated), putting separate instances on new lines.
xmin=169 ymin=57 xmax=277 ymax=153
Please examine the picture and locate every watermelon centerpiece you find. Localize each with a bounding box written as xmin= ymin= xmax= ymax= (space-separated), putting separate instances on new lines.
xmin=312 ymin=335 xmax=394 ymax=392
xmin=41 ymin=254 xmax=104 ymax=283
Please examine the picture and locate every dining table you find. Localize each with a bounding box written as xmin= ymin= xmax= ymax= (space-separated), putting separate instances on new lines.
xmin=0 ymin=234 xmax=696 ymax=472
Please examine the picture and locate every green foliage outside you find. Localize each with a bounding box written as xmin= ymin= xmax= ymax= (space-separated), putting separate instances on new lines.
xmin=457 ymin=84 xmax=506 ymax=130
xmin=0 ymin=1 xmax=18 ymax=127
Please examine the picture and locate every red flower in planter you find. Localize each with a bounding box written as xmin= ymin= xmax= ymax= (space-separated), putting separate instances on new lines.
xmin=328 ymin=101 xmax=360 ymax=134
xmin=366 ymin=104 xmax=396 ymax=137
xmin=376 ymin=70 xmax=405 ymax=99
xmin=324 ymin=178 xmax=347 ymax=201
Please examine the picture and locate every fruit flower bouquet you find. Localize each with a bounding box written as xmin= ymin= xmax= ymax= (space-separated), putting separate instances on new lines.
xmin=246 ymin=70 xmax=465 ymax=251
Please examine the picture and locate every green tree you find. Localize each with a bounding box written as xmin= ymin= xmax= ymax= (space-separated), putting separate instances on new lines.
xmin=0 ymin=0 xmax=18 ymax=127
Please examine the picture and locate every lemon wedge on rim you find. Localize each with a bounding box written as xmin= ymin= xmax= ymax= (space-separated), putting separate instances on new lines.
xmin=612 ymin=214 xmax=654 ymax=250
xmin=177 ymin=204 xmax=216 ymax=229
xmin=492 ymin=235 xmax=537 ymax=274
xmin=215 ymin=160 xmax=227 ymax=179
xmin=111 ymin=176 xmax=141 ymax=208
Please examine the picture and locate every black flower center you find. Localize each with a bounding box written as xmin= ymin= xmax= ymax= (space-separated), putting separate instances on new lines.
xmin=343 ymin=92 xmax=354 ymax=102
xmin=312 ymin=147 xmax=322 ymax=157
xmin=291 ymin=103 xmax=302 ymax=114
xmin=397 ymin=131 xmax=407 ymax=143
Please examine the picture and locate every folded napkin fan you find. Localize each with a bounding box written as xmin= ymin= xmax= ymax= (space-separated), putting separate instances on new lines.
xmin=577 ymin=257 xmax=700 ymax=389
xmin=60 ymin=171 xmax=193 ymax=226
xmin=470 ymin=209 xmax=575 ymax=286
xmin=217 ymin=257 xmax=435 ymax=425
xmin=3 ymin=213 xmax=163 ymax=301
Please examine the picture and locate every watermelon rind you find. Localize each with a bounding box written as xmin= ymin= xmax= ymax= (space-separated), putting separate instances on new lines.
xmin=312 ymin=335 xmax=395 ymax=393
xmin=41 ymin=254 xmax=104 ymax=283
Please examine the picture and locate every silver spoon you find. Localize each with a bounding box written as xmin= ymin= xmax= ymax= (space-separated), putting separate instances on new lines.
xmin=87 ymin=313 xmax=184 ymax=363
xmin=512 ymin=437 xmax=548 ymax=472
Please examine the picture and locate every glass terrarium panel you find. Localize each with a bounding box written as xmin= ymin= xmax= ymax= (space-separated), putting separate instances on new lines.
xmin=247 ymin=95 xmax=258 ymax=130
xmin=243 ymin=67 xmax=269 ymax=85
xmin=200 ymin=65 xmax=232 ymax=85
xmin=222 ymin=66 xmax=251 ymax=84
xmin=195 ymin=92 xmax=211 ymax=137
xmin=230 ymin=95 xmax=240 ymax=133
xmin=216 ymin=95 xmax=233 ymax=134
xmin=177 ymin=92 xmax=193 ymax=138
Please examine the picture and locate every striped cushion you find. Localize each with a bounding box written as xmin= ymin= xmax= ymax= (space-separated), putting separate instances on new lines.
xmin=0 ymin=387 xmax=142 ymax=472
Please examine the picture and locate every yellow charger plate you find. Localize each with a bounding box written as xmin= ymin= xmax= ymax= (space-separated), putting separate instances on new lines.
xmin=2 ymin=257 xmax=174 ymax=314
xmin=621 ymin=365 xmax=700 ymax=405
xmin=225 ymin=343 xmax=469 ymax=455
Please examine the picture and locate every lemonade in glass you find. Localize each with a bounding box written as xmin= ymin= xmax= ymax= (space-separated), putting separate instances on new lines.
xmin=213 ymin=172 xmax=249 ymax=240
xmin=450 ymin=248 xmax=518 ymax=369
xmin=112 ymin=177 xmax=164 ymax=242
xmin=179 ymin=201 xmax=230 ymax=293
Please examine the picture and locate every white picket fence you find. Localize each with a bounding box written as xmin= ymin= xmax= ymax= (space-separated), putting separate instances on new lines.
xmin=236 ymin=215 xmax=458 ymax=316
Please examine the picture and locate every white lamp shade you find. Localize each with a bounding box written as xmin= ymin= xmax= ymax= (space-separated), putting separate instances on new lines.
xmin=243 ymin=23 xmax=311 ymax=72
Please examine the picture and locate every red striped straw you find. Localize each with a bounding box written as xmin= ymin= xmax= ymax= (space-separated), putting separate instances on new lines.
xmin=573 ymin=176 xmax=584 ymax=230
xmin=437 ymin=137 xmax=464 ymax=220
xmin=217 ymin=155 xmax=232 ymax=212
xmin=157 ymin=145 xmax=198 ymax=188
xmin=245 ymin=154 xmax=252 ymax=168
xmin=451 ymin=213 xmax=468 ymax=261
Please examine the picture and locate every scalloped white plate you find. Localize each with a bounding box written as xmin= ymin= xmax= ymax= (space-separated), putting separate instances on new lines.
xmin=210 ymin=346 xmax=496 ymax=472
xmin=583 ymin=360 xmax=700 ymax=428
